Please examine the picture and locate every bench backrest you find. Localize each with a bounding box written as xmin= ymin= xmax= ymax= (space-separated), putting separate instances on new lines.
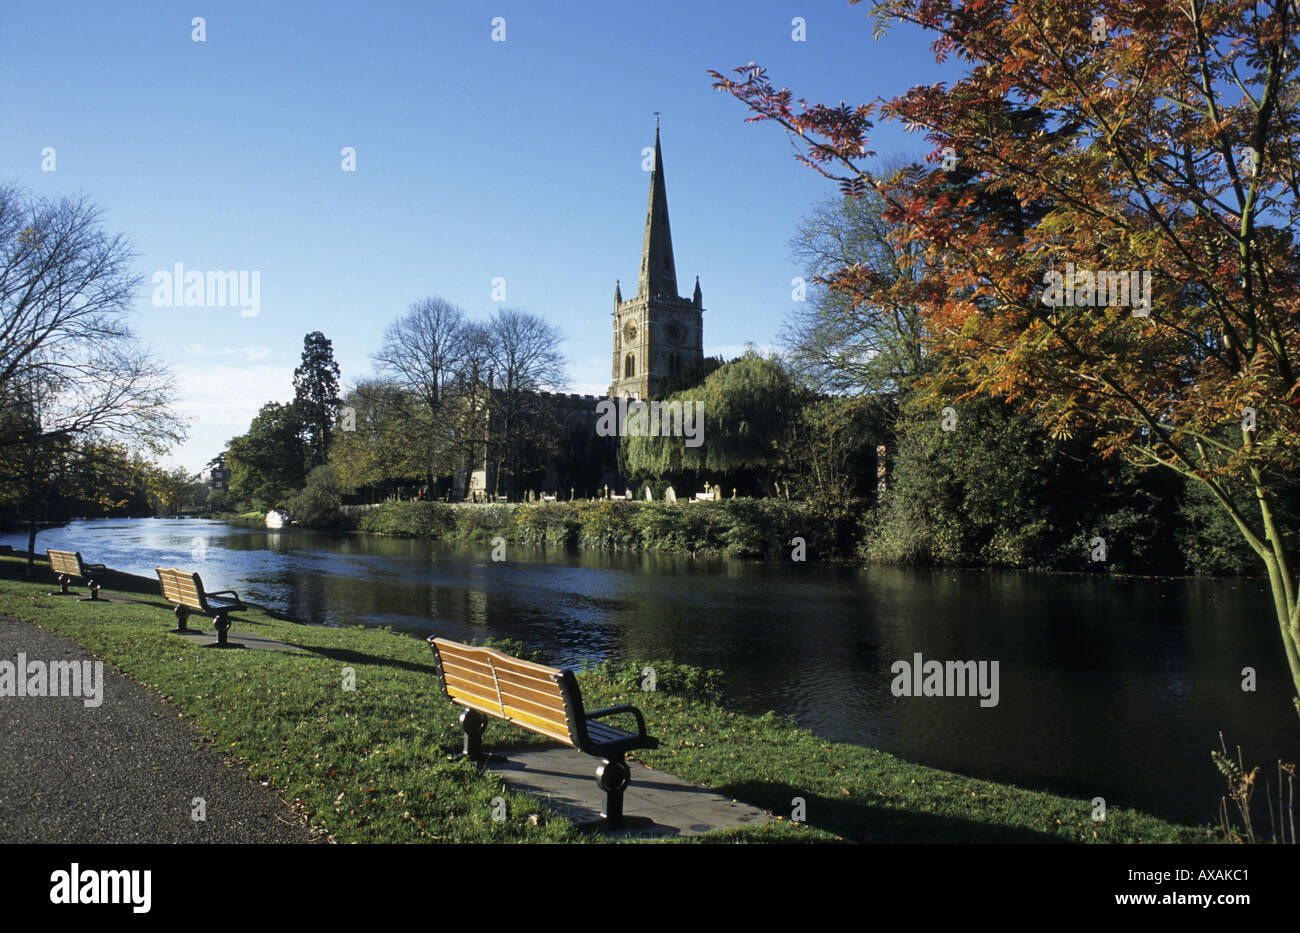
xmin=429 ymin=638 xmax=577 ymax=747
xmin=156 ymin=567 xmax=207 ymax=611
xmin=47 ymin=549 xmax=84 ymax=577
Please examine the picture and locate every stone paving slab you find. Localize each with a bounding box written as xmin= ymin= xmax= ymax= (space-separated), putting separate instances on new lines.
xmin=486 ymin=746 xmax=770 ymax=838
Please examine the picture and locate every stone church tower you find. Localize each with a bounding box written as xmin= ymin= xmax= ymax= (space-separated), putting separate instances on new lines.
xmin=609 ymin=125 xmax=704 ymax=399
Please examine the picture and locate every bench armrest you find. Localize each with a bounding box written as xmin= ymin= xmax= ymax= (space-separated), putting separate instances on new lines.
xmin=83 ymin=563 xmax=108 ymax=573
xmin=585 ymin=705 xmax=649 ymax=737
xmin=206 ymin=589 xmax=242 ymax=605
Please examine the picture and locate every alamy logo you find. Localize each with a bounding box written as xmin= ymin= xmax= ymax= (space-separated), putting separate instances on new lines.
xmin=151 ymin=263 xmax=261 ymax=317
xmin=1041 ymin=263 xmax=1151 ymax=316
xmin=50 ymin=863 xmax=151 ymax=913
xmin=0 ymin=653 xmax=103 ymax=707
xmin=595 ymin=398 xmax=704 ymax=448
xmin=890 ymin=652 xmax=999 ymax=707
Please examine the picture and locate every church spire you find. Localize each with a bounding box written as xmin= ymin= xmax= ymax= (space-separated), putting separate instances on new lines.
xmin=637 ymin=123 xmax=678 ymax=299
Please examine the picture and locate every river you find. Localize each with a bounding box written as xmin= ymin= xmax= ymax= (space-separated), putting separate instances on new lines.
xmin=7 ymin=517 xmax=1296 ymax=827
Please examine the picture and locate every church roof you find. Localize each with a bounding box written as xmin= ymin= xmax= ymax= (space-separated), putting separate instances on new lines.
xmin=637 ymin=127 xmax=678 ymax=300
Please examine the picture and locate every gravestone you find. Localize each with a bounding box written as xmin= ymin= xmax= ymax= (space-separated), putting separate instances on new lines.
xmin=665 ymin=486 xmax=677 ymax=504
xmin=644 ymin=486 xmax=653 ymax=501
xmin=626 ymin=488 xmax=634 ymax=500
xmin=711 ymin=484 xmax=722 ymax=500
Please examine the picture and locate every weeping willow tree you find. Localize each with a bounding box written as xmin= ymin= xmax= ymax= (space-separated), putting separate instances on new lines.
xmin=619 ymin=351 xmax=804 ymax=496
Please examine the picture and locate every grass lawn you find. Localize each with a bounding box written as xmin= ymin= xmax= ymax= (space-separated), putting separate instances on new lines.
xmin=0 ymin=553 xmax=1217 ymax=844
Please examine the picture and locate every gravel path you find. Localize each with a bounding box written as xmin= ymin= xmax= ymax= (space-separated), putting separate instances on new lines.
xmin=0 ymin=614 xmax=321 ymax=843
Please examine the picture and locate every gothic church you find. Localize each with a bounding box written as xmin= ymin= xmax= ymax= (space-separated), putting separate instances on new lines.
xmin=461 ymin=124 xmax=704 ymax=499
xmin=609 ymin=125 xmax=705 ymax=398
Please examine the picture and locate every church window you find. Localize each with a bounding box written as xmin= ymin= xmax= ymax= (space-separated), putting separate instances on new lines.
xmin=624 ymin=354 xmax=635 ymax=378
xmin=669 ymin=353 xmax=681 ymax=375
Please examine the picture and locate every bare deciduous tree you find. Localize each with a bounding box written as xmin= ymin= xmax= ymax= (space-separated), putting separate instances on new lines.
xmin=373 ymin=297 xmax=470 ymax=412
xmin=475 ymin=308 xmax=567 ymax=497
xmin=373 ymin=297 xmax=473 ymax=483
xmin=0 ymin=185 xmax=185 ymax=571
xmin=782 ymin=171 xmax=927 ymax=396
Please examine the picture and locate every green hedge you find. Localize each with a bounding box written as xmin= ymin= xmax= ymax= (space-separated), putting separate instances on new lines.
xmin=354 ymin=499 xmax=831 ymax=559
xmin=356 ymin=501 xmax=457 ymax=537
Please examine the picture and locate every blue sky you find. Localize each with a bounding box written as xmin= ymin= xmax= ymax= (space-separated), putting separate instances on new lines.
xmin=2 ymin=1 xmax=952 ymax=473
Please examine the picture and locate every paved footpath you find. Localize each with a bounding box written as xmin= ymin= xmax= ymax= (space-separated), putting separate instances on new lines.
xmin=490 ymin=747 xmax=770 ymax=838
xmin=0 ymin=614 xmax=321 ymax=844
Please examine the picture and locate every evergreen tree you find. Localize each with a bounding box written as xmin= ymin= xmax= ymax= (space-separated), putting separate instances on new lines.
xmin=293 ymin=332 xmax=342 ymax=468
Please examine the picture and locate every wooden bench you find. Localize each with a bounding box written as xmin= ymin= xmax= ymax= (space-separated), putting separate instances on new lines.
xmin=46 ymin=549 xmax=108 ymax=601
xmin=427 ymin=637 xmax=659 ymax=826
xmin=155 ymin=567 xmax=245 ymax=646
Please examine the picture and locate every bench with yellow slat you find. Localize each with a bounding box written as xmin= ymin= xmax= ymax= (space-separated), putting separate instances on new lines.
xmin=46 ymin=549 xmax=108 ymax=601
xmin=428 ymin=636 xmax=660 ymax=827
xmin=155 ymin=567 xmax=245 ymax=646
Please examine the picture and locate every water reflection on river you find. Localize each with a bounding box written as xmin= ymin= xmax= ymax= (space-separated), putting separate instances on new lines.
xmin=7 ymin=517 xmax=1295 ymax=826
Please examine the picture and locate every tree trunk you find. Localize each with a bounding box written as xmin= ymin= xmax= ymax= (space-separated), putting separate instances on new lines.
xmin=1262 ymin=557 xmax=1300 ymax=697
xmin=1253 ymin=478 xmax=1300 ymax=703
xmin=23 ymin=447 xmax=42 ymax=579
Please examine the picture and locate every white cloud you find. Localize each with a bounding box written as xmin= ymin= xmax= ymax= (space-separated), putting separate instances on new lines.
xmin=157 ymin=362 xmax=295 ymax=471
xmin=183 ymin=344 xmax=272 ymax=361
xmin=174 ymin=363 xmax=293 ymax=424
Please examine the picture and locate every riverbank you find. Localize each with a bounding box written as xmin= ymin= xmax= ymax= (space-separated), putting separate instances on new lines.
xmin=0 ymin=553 xmax=1215 ymax=843
xmin=325 ymin=500 xmax=1261 ymax=579
xmin=352 ymin=499 xmax=853 ymax=561
xmin=207 ymin=510 xmax=267 ymax=522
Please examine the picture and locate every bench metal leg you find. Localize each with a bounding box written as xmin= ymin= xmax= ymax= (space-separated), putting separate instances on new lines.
xmin=49 ymin=574 xmax=74 ymax=596
xmin=459 ymin=708 xmax=487 ymax=760
xmin=78 ymin=580 xmax=105 ymax=602
xmin=172 ymin=605 xmax=191 ymax=633
xmin=596 ymin=755 xmax=631 ymax=827
xmin=203 ymin=611 xmax=243 ymax=648
xmin=214 ymin=612 xmax=231 ymax=646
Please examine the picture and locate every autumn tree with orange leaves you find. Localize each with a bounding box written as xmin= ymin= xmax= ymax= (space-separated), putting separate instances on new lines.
xmin=713 ymin=0 xmax=1300 ymax=703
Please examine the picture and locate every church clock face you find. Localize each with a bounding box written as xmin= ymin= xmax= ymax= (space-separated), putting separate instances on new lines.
xmin=666 ymin=319 xmax=685 ymax=345
xmin=623 ymin=321 xmax=638 ymax=343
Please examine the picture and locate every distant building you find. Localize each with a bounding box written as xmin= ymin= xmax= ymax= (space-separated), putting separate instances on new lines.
xmin=459 ymin=122 xmax=704 ymax=499
xmin=610 ymin=126 xmax=705 ymax=399
xmin=454 ymin=391 xmax=617 ymax=501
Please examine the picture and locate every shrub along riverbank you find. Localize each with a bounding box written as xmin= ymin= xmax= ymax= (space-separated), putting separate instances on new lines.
xmin=354 ymin=499 xmax=858 ymax=560
xmin=333 ymin=494 xmax=1257 ymax=575
xmin=0 ymin=553 xmax=1214 ymax=843
xmin=205 ymin=510 xmax=267 ymax=522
